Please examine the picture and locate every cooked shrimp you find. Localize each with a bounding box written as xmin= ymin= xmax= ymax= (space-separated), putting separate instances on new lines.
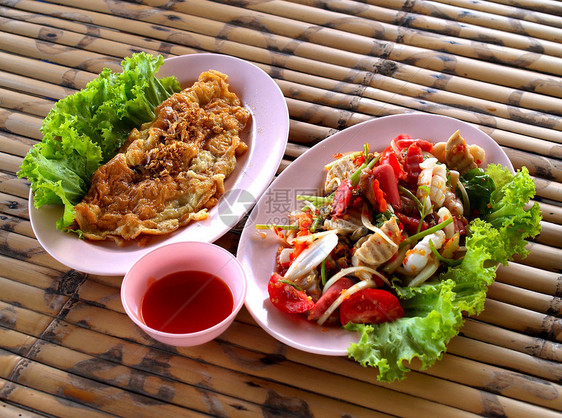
xmin=402 ymin=230 xmax=446 ymax=275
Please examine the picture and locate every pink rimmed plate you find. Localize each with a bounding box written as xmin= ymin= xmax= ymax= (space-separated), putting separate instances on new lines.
xmin=237 ymin=113 xmax=512 ymax=355
xmin=29 ymin=53 xmax=289 ymax=275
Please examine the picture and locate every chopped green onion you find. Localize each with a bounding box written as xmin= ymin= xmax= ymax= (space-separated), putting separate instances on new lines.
xmin=399 ymin=217 xmax=453 ymax=248
xmin=349 ymin=152 xmax=380 ymax=187
xmin=279 ymin=279 xmax=303 ymax=291
xmin=321 ymin=258 xmax=327 ymax=286
xmin=256 ymin=224 xmax=299 ymax=230
xmin=398 ymin=185 xmax=423 ymax=213
xmin=429 ymin=239 xmax=463 ymax=266
xmin=297 ymin=194 xmax=334 ymax=205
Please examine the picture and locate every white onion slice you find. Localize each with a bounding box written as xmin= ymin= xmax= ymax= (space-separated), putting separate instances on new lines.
xmin=287 ymin=229 xmax=339 ymax=246
xmin=317 ymin=279 xmax=376 ymax=325
xmin=323 ymin=266 xmax=390 ymax=294
xmin=285 ymin=233 xmax=338 ymax=281
xmin=361 ymin=209 xmax=395 ymax=247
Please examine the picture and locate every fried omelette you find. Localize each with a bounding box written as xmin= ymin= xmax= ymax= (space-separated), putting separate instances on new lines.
xmin=74 ymin=70 xmax=250 ymax=245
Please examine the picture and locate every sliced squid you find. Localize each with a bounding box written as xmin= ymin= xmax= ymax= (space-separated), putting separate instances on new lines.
xmin=352 ymin=217 xmax=401 ymax=269
xmin=402 ymin=230 xmax=446 ymax=275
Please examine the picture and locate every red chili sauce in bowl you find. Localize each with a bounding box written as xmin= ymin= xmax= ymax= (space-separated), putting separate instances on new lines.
xmin=140 ymin=270 xmax=234 ymax=334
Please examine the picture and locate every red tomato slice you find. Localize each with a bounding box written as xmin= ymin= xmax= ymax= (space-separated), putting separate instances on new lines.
xmin=268 ymin=273 xmax=314 ymax=314
xmin=373 ymin=164 xmax=401 ymax=210
xmin=307 ymin=277 xmax=354 ymax=321
xmin=340 ymin=289 xmax=404 ymax=325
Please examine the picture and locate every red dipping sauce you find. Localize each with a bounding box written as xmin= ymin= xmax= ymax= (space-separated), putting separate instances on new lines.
xmin=140 ymin=270 xmax=234 ymax=334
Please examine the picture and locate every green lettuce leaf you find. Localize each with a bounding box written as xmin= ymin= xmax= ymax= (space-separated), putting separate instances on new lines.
xmin=347 ymin=165 xmax=541 ymax=382
xmin=18 ymin=52 xmax=181 ymax=231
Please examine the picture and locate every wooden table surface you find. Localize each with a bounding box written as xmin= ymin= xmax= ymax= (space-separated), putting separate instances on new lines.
xmin=1 ymin=1 xmax=561 ymax=416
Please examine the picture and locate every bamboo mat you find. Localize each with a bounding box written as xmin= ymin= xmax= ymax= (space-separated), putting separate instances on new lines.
xmin=0 ymin=0 xmax=561 ymax=416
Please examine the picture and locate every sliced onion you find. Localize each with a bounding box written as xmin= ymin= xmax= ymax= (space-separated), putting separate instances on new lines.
xmin=361 ymin=209 xmax=395 ymax=247
xmin=287 ymin=229 xmax=339 ymax=246
xmin=407 ymin=258 xmax=439 ymax=287
xmin=285 ymin=233 xmax=338 ymax=281
xmin=323 ymin=266 xmax=390 ymax=294
xmin=381 ymin=244 xmax=410 ymax=274
xmin=317 ymin=279 xmax=376 ymax=325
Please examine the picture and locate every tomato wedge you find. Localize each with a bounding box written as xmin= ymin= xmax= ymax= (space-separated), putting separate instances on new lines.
xmin=340 ymin=289 xmax=404 ymax=325
xmin=307 ymin=277 xmax=354 ymax=321
xmin=268 ymin=273 xmax=314 ymax=314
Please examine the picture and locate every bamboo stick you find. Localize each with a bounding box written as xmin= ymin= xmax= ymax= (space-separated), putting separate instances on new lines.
xmin=0 ymin=5 xmax=199 ymax=60
xmin=225 ymin=320 xmax=562 ymax=415
xmin=535 ymin=200 xmax=562 ymax=224
xmin=44 ymin=0 xmax=562 ymax=99
xmin=0 ymin=132 xmax=35 ymax=157
xmin=0 ymin=173 xmax=30 ymax=200
xmin=492 ymin=0 xmax=562 ymax=16
xmin=0 ymin=276 xmax=68 ymax=316
xmin=487 ymin=281 xmax=561 ymax=315
xmin=0 ymin=230 xmax=68 ymax=271
xmin=532 ymin=176 xmax=562 ymax=202
xmin=504 ymin=147 xmax=562 ymax=181
xmin=0 ymin=306 xmax=463 ymax=417
xmin=243 ymin=0 xmax=562 ymax=68
xmin=59 ymin=297 xmax=560 ymax=415
xmin=0 ymin=69 xmax=77 ymax=101
xmin=0 ymin=88 xmax=53 ymax=118
xmin=0 ymin=154 xmax=23 ymax=177
xmin=0 ymin=386 xmax=50 ymax=418
xmin=365 ymin=0 xmax=561 ymax=41
xmin=0 ymin=192 xmax=28 ymax=219
xmin=0 ymin=348 xmax=211 ymax=417
xmin=0 ymin=108 xmax=42 ymax=140
xmin=0 ymin=214 xmax=33 ymax=239
xmin=446 ymin=335 xmax=562 ymax=383
xmin=513 ymin=242 xmax=562 ymax=273
xmin=0 ymin=31 xmax=122 ymax=74
xmin=298 ymin=0 xmax=562 ymax=58
xmin=0 ymin=254 xmax=73 ymax=291
xmin=535 ymin=221 xmax=562 ymax=248
xmin=0 ymin=300 xmax=53 ymax=338
xmin=475 ymin=299 xmax=561 ymax=342
xmin=461 ymin=319 xmax=561 ymax=362
xmin=496 ymin=262 xmax=561 ymax=297
xmin=0 ymin=51 xmax=96 ymax=90
xmin=7 ymin=0 xmax=562 ymax=118
xmin=430 ymin=0 xmax=562 ymax=29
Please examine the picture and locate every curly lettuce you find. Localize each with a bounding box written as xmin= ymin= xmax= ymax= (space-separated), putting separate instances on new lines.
xmin=346 ymin=165 xmax=541 ymax=382
xmin=18 ymin=52 xmax=180 ymax=231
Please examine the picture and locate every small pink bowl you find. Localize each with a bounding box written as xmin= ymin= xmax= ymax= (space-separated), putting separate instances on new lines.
xmin=121 ymin=241 xmax=247 ymax=346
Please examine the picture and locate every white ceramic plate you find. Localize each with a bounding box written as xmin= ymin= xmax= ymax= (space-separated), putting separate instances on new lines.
xmin=29 ymin=53 xmax=289 ymax=276
xmin=237 ymin=113 xmax=512 ymax=356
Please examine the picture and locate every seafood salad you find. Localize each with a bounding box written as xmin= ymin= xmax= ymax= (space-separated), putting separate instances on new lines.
xmin=258 ymin=130 xmax=541 ymax=382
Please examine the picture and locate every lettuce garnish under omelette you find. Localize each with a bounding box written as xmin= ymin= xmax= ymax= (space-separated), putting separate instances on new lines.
xmin=73 ymin=70 xmax=250 ymax=245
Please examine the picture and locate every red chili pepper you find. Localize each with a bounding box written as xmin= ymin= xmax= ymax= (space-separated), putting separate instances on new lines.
xmin=379 ymin=151 xmax=406 ymax=180
xmin=332 ymin=178 xmax=353 ymax=218
xmin=372 ymin=179 xmax=387 ymax=213
xmin=404 ymin=143 xmax=424 ymax=189
xmin=393 ymin=135 xmax=434 ymax=152
xmin=372 ymin=164 xmax=401 ymax=210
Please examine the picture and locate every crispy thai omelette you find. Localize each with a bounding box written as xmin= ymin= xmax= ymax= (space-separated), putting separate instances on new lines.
xmin=73 ymin=70 xmax=251 ymax=245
